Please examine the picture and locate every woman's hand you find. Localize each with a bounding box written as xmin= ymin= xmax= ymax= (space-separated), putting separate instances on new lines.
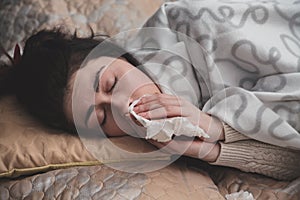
xmin=133 ymin=93 xmax=224 ymax=142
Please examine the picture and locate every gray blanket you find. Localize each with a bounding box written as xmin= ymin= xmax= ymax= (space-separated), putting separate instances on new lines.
xmin=123 ymin=0 xmax=300 ymax=150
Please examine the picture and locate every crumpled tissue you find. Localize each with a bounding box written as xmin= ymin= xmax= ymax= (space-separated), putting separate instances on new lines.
xmin=225 ymin=190 xmax=255 ymax=200
xmin=128 ymin=96 xmax=210 ymax=142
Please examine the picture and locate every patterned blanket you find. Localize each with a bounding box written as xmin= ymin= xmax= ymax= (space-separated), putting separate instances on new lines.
xmin=125 ymin=0 xmax=300 ymax=149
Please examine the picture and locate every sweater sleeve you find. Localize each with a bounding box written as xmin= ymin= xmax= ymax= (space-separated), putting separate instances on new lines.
xmin=223 ymin=122 xmax=250 ymax=143
xmin=210 ymin=140 xmax=300 ymax=181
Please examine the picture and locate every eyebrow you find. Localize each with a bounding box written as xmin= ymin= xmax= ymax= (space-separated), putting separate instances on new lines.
xmin=84 ymin=105 xmax=95 ymax=127
xmin=84 ymin=65 xmax=106 ymax=128
xmin=93 ymin=65 xmax=105 ymax=92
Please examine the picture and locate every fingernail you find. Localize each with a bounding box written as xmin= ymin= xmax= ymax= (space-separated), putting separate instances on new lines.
xmin=133 ymin=106 xmax=139 ymax=112
xmin=139 ymin=112 xmax=146 ymax=117
xmin=128 ymin=98 xmax=133 ymax=106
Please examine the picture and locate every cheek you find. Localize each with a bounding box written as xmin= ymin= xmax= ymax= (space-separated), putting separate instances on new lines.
xmin=103 ymin=111 xmax=126 ymax=137
xmin=104 ymin=106 xmax=141 ymax=137
xmin=104 ymin=126 xmax=125 ymax=137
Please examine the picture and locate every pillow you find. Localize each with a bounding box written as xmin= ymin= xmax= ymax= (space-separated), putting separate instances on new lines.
xmin=0 ymin=95 xmax=170 ymax=178
xmin=0 ymin=0 xmax=170 ymax=178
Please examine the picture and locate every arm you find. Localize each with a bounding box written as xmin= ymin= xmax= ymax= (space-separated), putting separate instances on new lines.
xmin=211 ymin=139 xmax=300 ymax=181
xmin=135 ymin=94 xmax=300 ymax=180
xmin=152 ymin=119 xmax=300 ymax=181
xmin=212 ymin=122 xmax=300 ymax=181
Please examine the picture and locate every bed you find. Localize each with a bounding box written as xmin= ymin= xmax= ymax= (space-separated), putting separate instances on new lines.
xmin=0 ymin=0 xmax=300 ymax=199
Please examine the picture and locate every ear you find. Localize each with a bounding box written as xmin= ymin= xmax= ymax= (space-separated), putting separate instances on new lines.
xmin=13 ymin=44 xmax=21 ymax=65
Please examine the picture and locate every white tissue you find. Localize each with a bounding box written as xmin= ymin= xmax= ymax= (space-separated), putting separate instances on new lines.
xmin=225 ymin=190 xmax=255 ymax=200
xmin=128 ymin=96 xmax=210 ymax=142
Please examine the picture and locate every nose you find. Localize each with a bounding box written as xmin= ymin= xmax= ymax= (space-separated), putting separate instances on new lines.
xmin=94 ymin=91 xmax=130 ymax=114
xmin=94 ymin=92 xmax=111 ymax=106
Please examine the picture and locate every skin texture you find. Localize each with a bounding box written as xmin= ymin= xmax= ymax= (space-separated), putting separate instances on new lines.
xmin=64 ymin=56 xmax=224 ymax=162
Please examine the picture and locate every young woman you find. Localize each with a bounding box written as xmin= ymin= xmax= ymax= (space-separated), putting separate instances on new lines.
xmin=1 ymin=0 xmax=300 ymax=180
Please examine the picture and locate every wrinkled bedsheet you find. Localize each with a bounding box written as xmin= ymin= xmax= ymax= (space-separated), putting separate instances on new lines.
xmin=1 ymin=158 xmax=300 ymax=200
xmin=0 ymin=160 xmax=224 ymax=200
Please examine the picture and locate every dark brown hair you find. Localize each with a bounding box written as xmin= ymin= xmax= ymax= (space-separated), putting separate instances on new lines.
xmin=0 ymin=28 xmax=140 ymax=133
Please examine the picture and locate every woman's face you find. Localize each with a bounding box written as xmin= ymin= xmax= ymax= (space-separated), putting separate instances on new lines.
xmin=64 ymin=56 xmax=160 ymax=137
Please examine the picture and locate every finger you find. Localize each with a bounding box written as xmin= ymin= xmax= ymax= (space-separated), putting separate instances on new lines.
xmin=136 ymin=94 xmax=180 ymax=106
xmin=136 ymin=96 xmax=198 ymax=118
xmin=134 ymin=98 xmax=180 ymax=114
xmin=138 ymin=106 xmax=183 ymax=119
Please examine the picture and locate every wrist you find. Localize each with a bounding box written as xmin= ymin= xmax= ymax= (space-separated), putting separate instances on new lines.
xmin=213 ymin=143 xmax=221 ymax=162
xmin=203 ymin=142 xmax=220 ymax=163
xmin=199 ymin=112 xmax=224 ymax=142
xmin=196 ymin=141 xmax=221 ymax=162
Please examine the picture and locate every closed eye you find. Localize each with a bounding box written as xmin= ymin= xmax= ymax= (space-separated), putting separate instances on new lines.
xmin=99 ymin=78 xmax=116 ymax=127
xmin=101 ymin=110 xmax=107 ymax=126
xmin=95 ymin=108 xmax=106 ymax=126
xmin=108 ymin=77 xmax=117 ymax=92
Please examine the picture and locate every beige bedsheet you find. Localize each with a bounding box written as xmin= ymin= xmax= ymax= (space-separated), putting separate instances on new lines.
xmin=1 ymin=158 xmax=300 ymax=199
